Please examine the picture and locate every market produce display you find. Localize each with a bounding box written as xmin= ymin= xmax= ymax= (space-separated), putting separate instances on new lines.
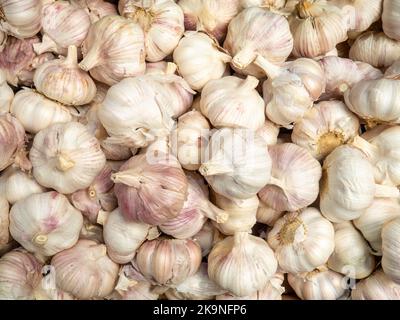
xmin=1 ymin=0 xmax=400 ymax=300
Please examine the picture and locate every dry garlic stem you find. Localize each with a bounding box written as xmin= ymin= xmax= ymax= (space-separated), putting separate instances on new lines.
xmin=382 ymin=218 xmax=400 ymax=284
xmin=382 ymin=0 xmax=400 ymax=41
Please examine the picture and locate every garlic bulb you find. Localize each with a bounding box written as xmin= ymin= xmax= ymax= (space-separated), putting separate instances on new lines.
xmin=200 ymin=76 xmax=265 ymax=130
xmin=349 ymin=32 xmax=400 ymax=68
xmin=382 ymin=217 xmax=400 ymax=283
xmin=289 ymin=0 xmax=348 ymax=58
xmin=112 ymin=153 xmax=188 ymax=225
xmin=258 ymin=143 xmax=321 ymax=212
xmin=178 ymin=0 xmax=241 ymax=42
xmin=199 ymin=128 xmax=272 ymax=200
xmin=0 ymin=249 xmax=43 ymax=300
xmin=208 ymin=232 xmax=277 ymax=297
xmin=10 ymin=88 xmax=73 ymax=134
xmin=4 ymin=169 xmax=46 ymax=204
xmin=34 ymin=45 xmax=96 ymax=106
xmin=351 ymin=269 xmax=400 ymax=300
xmin=136 ymin=237 xmax=202 ymax=286
xmin=0 ymin=197 xmax=10 ymax=248
xmin=70 ymin=0 xmax=117 ymax=23
xmin=267 ymin=208 xmax=335 ymax=273
xmin=33 ymin=1 xmax=91 ymax=55
xmin=79 ymin=15 xmax=146 ymax=85
xmin=29 ymin=122 xmax=106 ymax=194
xmin=173 ymin=31 xmax=231 ymax=91
xmin=256 ymin=199 xmax=283 ymax=226
xmin=51 ymin=240 xmax=119 ymax=299
xmin=256 ymin=120 xmax=280 ymax=146
xmin=287 ymin=265 xmax=349 ymax=300
xmin=320 ymin=145 xmax=399 ymax=223
xmin=0 ymin=0 xmax=42 ymax=38
xmin=354 ymin=198 xmax=400 ymax=255
xmin=34 ymin=265 xmax=76 ymax=300
xmin=119 ymin=0 xmax=184 ymax=62
xmin=292 ymin=101 xmax=360 ymax=160
xmin=0 ymin=70 xmax=13 ymax=114
xmin=192 ymin=221 xmax=223 ymax=257
xmin=382 ymin=0 xmax=400 ymax=41
xmin=223 ymin=7 xmax=293 ymax=78
xmin=212 ymin=192 xmax=258 ymax=235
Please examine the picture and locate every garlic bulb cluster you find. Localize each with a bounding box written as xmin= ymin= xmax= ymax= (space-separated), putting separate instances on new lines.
xmin=383 ymin=0 xmax=400 ymax=41
xmin=267 ymin=208 xmax=335 ymax=273
xmin=29 ymin=122 xmax=106 ymax=194
xmin=208 ymin=232 xmax=278 ymax=297
xmin=51 ymin=240 xmax=119 ymax=299
xmin=382 ymin=218 xmax=400 ymax=284
xmin=71 ymin=0 xmax=117 ymax=23
xmin=199 ymin=128 xmax=272 ymax=200
xmin=0 ymin=197 xmax=10 ymax=248
xmin=0 ymin=70 xmax=13 ymax=114
xmin=258 ymin=143 xmax=321 ymax=212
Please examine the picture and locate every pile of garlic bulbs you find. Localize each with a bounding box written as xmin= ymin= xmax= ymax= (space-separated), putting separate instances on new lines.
xmin=2 ymin=0 xmax=400 ymax=301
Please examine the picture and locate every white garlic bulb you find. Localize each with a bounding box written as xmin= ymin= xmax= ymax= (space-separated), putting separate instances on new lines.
xmin=382 ymin=0 xmax=400 ymax=41
xmin=382 ymin=217 xmax=400 ymax=283
xmin=328 ymin=222 xmax=375 ymax=279
xmin=256 ymin=120 xmax=280 ymax=146
xmin=0 ymin=69 xmax=13 ymax=115
xmin=208 ymin=232 xmax=278 ymax=297
xmin=258 ymin=143 xmax=321 ymax=212
xmin=267 ymin=208 xmax=335 ymax=273
xmin=29 ymin=122 xmax=106 ymax=194
xmin=173 ymin=31 xmax=231 ymax=91
xmin=70 ymin=0 xmax=117 ymax=23
xmin=256 ymin=199 xmax=283 ymax=226
xmin=224 ymin=7 xmax=293 ymax=78
xmin=292 ymin=100 xmax=360 ymax=160
xmin=199 ymin=128 xmax=272 ymax=200
xmin=79 ymin=15 xmax=146 ymax=85
xmin=192 ymin=221 xmax=223 ymax=257
xmin=0 ymin=197 xmax=10 ymax=249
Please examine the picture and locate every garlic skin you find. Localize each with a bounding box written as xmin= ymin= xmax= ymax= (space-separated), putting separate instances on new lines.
xmin=70 ymin=0 xmax=117 ymax=23
xmin=351 ymin=269 xmax=400 ymax=300
xmin=208 ymin=232 xmax=277 ymax=297
xmin=79 ymin=15 xmax=146 ymax=85
xmin=328 ymin=222 xmax=375 ymax=279
xmin=256 ymin=199 xmax=283 ymax=226
xmin=0 ymin=249 xmax=43 ymax=300
xmin=382 ymin=0 xmax=400 ymax=41
xmin=289 ymin=0 xmax=348 ymax=58
xmin=29 ymin=122 xmax=106 ymax=194
xmin=112 ymin=153 xmax=188 ymax=226
xmin=349 ymin=32 xmax=400 ymax=68
xmin=292 ymin=101 xmax=360 ymax=160
xmin=354 ymin=198 xmax=400 ymax=255
xmin=0 ymin=0 xmax=42 ymax=39
xmin=223 ymin=7 xmax=293 ymax=78
xmin=199 ymin=128 xmax=272 ymax=200
xmin=267 ymin=208 xmax=335 ymax=273
xmin=34 ymin=265 xmax=76 ymax=300
xmin=136 ymin=238 xmax=202 ymax=286
xmin=200 ymin=76 xmax=265 ymax=130
xmin=119 ymin=0 xmax=184 ymax=62
xmin=10 ymin=88 xmax=73 ymax=134
xmin=51 ymin=240 xmax=119 ymax=299
xmin=382 ymin=218 xmax=400 ymax=284
xmin=173 ymin=31 xmax=231 ymax=91
xmin=178 ymin=0 xmax=241 ymax=42
xmin=0 ymin=197 xmax=10 ymax=248
xmin=256 ymin=120 xmax=279 ymax=146
xmin=4 ymin=169 xmax=46 ymax=204
xmin=258 ymin=143 xmax=321 ymax=212
xmin=0 ymin=70 xmax=13 ymax=114
xmin=192 ymin=221 xmax=223 ymax=257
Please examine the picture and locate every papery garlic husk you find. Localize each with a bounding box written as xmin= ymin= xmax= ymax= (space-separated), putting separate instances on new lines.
xmin=382 ymin=217 xmax=400 ymax=283
xmin=211 ymin=192 xmax=258 ymax=235
xmin=70 ymin=0 xmax=118 ymax=23
xmin=71 ymin=163 xmax=117 ymax=223
xmin=112 ymin=152 xmax=188 ymax=225
xmin=258 ymin=143 xmax=321 ymax=212
xmin=99 ymin=208 xmax=152 ymax=264
xmin=0 ymin=249 xmax=43 ymax=299
xmin=136 ymin=237 xmax=202 ymax=286
xmin=208 ymin=231 xmax=277 ymax=297
xmin=382 ymin=0 xmax=400 ymax=41
xmin=199 ymin=128 xmax=272 ymax=200
xmin=351 ymin=269 xmax=400 ymax=300
xmin=200 ymin=76 xmax=265 ymax=130
xmin=34 ymin=45 xmax=96 ymax=106
xmin=223 ymin=7 xmax=293 ymax=78
xmin=51 ymin=240 xmax=119 ymax=299
xmin=79 ymin=218 xmax=104 ymax=243
xmin=160 ymin=172 xmax=228 ymax=239
xmin=256 ymin=120 xmax=280 ymax=146
xmin=10 ymin=88 xmax=73 ymax=134
xmin=287 ymin=265 xmax=349 ymax=300
xmin=192 ymin=220 xmax=224 ymax=257
xmin=9 ymin=192 xmax=83 ymax=258
xmin=349 ymin=32 xmax=400 ymax=68
xmin=267 ymin=208 xmax=335 ymax=273
xmin=319 ymin=145 xmax=399 ymax=223
xmin=4 ymin=169 xmax=46 ymax=204
xmin=292 ymin=100 xmax=360 ymax=160
xmin=0 ymin=70 xmax=12 ymax=115
xmin=29 ymin=122 xmax=106 ymax=194
xmin=0 ymin=196 xmax=10 ymax=248
xmin=0 ymin=0 xmax=42 ymax=38
xmin=173 ymin=31 xmax=231 ymax=91
xmin=33 ymin=1 xmax=91 ymax=55
xmin=165 ymin=263 xmax=226 ymax=300
xmin=256 ymin=199 xmax=283 ymax=226
xmin=79 ymin=15 xmax=146 ymax=85
xmin=178 ymin=0 xmax=241 ymax=42
xmin=289 ymin=0 xmax=349 ymax=58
